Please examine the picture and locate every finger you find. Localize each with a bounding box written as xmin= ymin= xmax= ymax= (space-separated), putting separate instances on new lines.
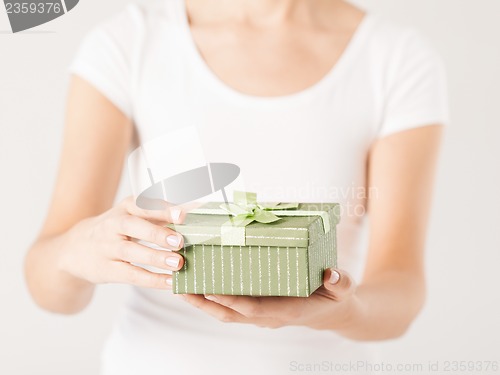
xmin=121 ymin=196 xmax=185 ymax=224
xmin=180 ymin=295 xmax=286 ymax=328
xmin=203 ymin=295 xmax=304 ymax=321
xmin=109 ymin=262 xmax=173 ymax=289
xmin=180 ymin=294 xmax=246 ymax=323
xmin=116 ymin=214 xmax=184 ymax=251
xmin=114 ymin=240 xmax=184 ymax=271
xmin=322 ymin=269 xmax=356 ymax=301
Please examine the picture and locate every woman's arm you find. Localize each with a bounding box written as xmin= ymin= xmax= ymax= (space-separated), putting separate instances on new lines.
xmin=25 ymin=76 xmax=185 ymax=314
xmin=181 ymin=124 xmax=443 ymax=340
xmin=25 ymin=76 xmax=132 ymax=313
xmin=338 ymin=124 xmax=443 ymax=340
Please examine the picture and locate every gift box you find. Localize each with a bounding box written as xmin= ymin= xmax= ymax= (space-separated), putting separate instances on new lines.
xmin=168 ymin=192 xmax=340 ymax=297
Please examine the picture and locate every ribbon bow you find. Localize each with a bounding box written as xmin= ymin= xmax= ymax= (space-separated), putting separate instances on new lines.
xmin=219 ymin=191 xmax=299 ymax=227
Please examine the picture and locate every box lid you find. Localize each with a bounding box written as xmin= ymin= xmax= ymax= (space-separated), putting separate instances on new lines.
xmin=166 ymin=202 xmax=341 ymax=247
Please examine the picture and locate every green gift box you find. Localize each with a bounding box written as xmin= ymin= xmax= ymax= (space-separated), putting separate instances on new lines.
xmin=168 ymin=193 xmax=341 ymax=297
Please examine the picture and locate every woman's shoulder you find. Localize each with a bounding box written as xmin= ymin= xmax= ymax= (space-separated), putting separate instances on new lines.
xmin=363 ymin=15 xmax=450 ymax=136
xmin=364 ymin=14 xmax=443 ymax=65
xmin=91 ymin=0 xmax=182 ymax=36
xmin=73 ymin=0 xmax=184 ymax=69
xmin=69 ymin=1 xmax=185 ymax=118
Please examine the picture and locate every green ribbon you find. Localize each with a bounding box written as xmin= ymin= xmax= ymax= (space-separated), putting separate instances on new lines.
xmin=219 ymin=191 xmax=299 ymax=226
xmin=189 ymin=191 xmax=331 ymax=246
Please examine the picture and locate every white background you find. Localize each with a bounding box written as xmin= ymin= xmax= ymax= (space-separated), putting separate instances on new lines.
xmin=1 ymin=0 xmax=499 ymax=374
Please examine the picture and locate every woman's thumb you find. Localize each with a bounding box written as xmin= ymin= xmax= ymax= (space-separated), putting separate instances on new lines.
xmin=322 ymin=268 xmax=356 ymax=301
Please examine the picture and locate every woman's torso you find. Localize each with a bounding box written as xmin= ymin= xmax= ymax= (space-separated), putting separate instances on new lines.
xmin=69 ymin=0 xmax=439 ymax=373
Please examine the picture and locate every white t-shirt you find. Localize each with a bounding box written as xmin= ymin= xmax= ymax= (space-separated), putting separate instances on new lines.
xmin=69 ymin=1 xmax=449 ymax=374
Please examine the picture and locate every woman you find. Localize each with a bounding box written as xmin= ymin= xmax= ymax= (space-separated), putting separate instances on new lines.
xmin=25 ymin=0 xmax=448 ymax=373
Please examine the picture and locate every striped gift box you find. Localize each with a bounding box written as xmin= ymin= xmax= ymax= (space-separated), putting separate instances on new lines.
xmin=171 ymin=202 xmax=340 ymax=297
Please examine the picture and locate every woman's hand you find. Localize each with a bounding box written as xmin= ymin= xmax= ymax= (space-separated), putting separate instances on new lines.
xmin=179 ymin=269 xmax=361 ymax=331
xmin=58 ymin=196 xmax=186 ymax=289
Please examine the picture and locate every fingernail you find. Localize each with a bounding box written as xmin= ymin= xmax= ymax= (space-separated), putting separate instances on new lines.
xmin=205 ymin=295 xmax=217 ymax=302
xmin=166 ymin=278 xmax=173 ymax=286
xmin=329 ymin=270 xmax=340 ymax=285
xmin=166 ymin=235 xmax=181 ymax=248
xmin=165 ymin=257 xmax=180 ymax=268
xmin=171 ymin=208 xmax=182 ymax=223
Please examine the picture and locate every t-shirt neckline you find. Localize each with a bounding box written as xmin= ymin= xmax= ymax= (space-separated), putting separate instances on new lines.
xmin=175 ymin=0 xmax=374 ymax=105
